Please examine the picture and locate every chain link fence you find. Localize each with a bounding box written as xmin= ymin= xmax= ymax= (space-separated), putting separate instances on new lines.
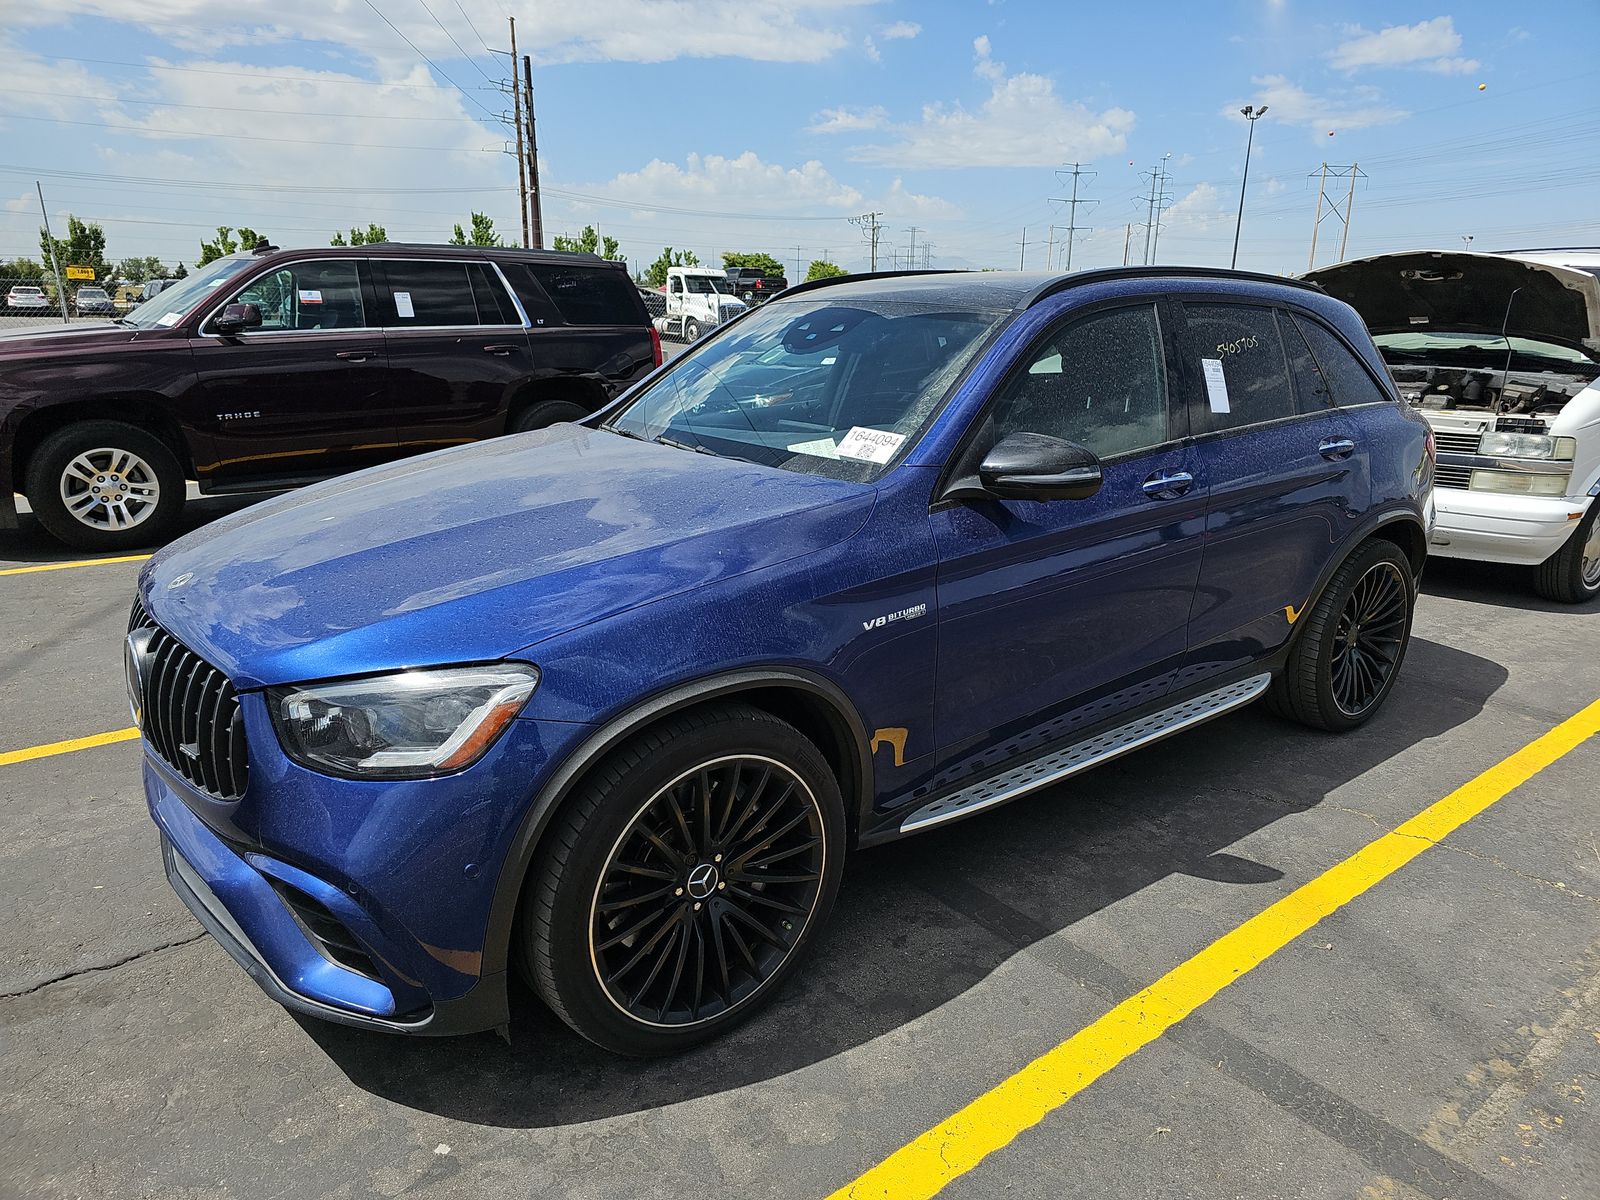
xmin=1 ymin=277 xmax=138 ymax=329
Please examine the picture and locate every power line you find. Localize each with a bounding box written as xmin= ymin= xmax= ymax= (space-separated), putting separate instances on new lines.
xmin=359 ymin=0 xmax=502 ymax=118
xmin=4 ymin=90 xmax=501 ymax=123
xmin=1049 ymin=162 xmax=1097 ymax=272
xmin=18 ymin=52 xmax=499 ymax=92
xmin=414 ymin=0 xmax=500 ymax=84
xmin=452 ymin=0 xmax=497 ymax=54
xmin=0 ymin=112 xmax=499 ymax=155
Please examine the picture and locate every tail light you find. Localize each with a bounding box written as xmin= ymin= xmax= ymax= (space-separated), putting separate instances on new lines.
xmin=1425 ymin=429 xmax=1436 ymax=464
xmin=650 ymin=325 xmax=663 ymax=367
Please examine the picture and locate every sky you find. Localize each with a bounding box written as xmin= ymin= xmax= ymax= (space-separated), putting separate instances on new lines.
xmin=1 ymin=0 xmax=1596 ymax=279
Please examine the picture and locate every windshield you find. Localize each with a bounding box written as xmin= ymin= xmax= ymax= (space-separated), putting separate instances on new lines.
xmin=607 ymin=295 xmax=1006 ymax=481
xmin=78 ymin=288 xmax=108 ymax=299
xmin=684 ymin=276 xmax=732 ymax=295
xmin=1374 ymin=330 xmax=1594 ymax=366
xmin=121 ymin=256 xmax=255 ymax=329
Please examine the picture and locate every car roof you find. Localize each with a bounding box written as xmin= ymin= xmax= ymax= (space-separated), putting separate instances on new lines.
xmin=238 ymin=243 xmax=628 ymax=271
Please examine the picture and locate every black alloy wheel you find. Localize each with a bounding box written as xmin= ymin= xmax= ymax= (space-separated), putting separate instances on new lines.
xmin=1328 ymin=560 xmax=1410 ymax=716
xmin=590 ymin=754 xmax=826 ymax=1028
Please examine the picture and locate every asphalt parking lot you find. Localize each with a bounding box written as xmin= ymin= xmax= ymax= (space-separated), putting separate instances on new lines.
xmin=2 ymin=501 xmax=1597 ymax=1200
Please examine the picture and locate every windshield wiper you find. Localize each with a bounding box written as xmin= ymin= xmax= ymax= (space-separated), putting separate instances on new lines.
xmin=653 ymin=434 xmax=717 ymax=456
xmin=602 ymin=424 xmax=649 ymax=441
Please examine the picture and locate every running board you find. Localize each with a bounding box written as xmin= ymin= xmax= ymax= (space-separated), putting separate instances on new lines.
xmin=899 ymin=673 xmax=1273 ymax=835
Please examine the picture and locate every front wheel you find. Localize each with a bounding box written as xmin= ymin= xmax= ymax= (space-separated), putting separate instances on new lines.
xmin=518 ymin=704 xmax=845 ymax=1056
xmin=1267 ymin=539 xmax=1416 ymax=732
xmin=24 ymin=420 xmax=185 ymax=550
xmin=1533 ymin=502 xmax=1600 ymax=604
xmin=683 ymin=319 xmax=701 ymax=342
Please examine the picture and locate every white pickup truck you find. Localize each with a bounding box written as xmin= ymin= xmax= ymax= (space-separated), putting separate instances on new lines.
xmin=1308 ymin=249 xmax=1600 ymax=603
xmin=650 ymin=267 xmax=749 ymax=343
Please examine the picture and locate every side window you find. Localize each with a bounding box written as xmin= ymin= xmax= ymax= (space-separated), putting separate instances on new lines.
xmin=466 ymin=262 xmax=516 ymax=325
xmin=668 ymin=276 xmax=682 ymax=294
xmin=528 ymin=264 xmax=640 ymax=325
xmin=227 ymin=260 xmax=365 ymax=332
xmin=382 ymin=261 xmax=480 ymax=327
xmin=1278 ymin=310 xmax=1331 ymax=412
xmin=1181 ymin=303 xmax=1297 ymax=432
xmin=1295 ymin=315 xmax=1390 ymax=407
xmin=991 ymin=304 xmax=1169 ymax=460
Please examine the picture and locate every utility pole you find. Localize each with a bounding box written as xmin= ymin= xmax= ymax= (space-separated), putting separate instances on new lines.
xmin=793 ymin=245 xmax=804 ymax=280
xmin=1018 ymin=226 xmax=1031 ymax=270
xmin=509 ymin=18 xmax=528 ymax=248
xmin=1306 ymin=163 xmax=1365 ymax=271
xmin=1150 ymin=155 xmax=1173 ymax=263
xmin=1138 ymin=158 xmax=1173 ymax=265
xmin=1122 ymin=223 xmax=1133 ymax=266
xmin=904 ymin=226 xmax=922 ymax=271
xmin=36 ymin=182 xmax=69 ymax=325
xmin=1045 ymin=225 xmax=1056 ymax=270
xmin=1050 ymin=162 xmax=1098 ymax=272
xmin=850 ymin=212 xmax=883 ymax=271
xmin=522 ymin=54 xmax=544 ymax=249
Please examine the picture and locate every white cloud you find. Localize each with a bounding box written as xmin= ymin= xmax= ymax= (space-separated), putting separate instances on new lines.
xmin=852 ymin=36 xmax=1135 ymax=169
xmin=576 ymin=152 xmax=866 ymax=217
xmin=1163 ymin=182 xmax=1228 ymax=231
xmin=883 ymin=177 xmax=961 ymax=220
xmin=1235 ymin=75 xmax=1407 ymax=132
xmin=863 ymin=35 xmax=881 ymax=64
xmin=808 ymin=106 xmax=890 ymax=133
xmin=1327 ymin=16 xmax=1480 ymax=75
xmin=878 ymin=21 xmax=921 ymax=40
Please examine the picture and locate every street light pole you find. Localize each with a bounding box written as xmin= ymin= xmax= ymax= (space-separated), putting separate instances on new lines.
xmin=1229 ymin=104 xmax=1267 ymax=270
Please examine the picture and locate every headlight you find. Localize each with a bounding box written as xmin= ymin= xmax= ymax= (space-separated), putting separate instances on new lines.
xmin=1468 ymin=469 xmax=1570 ymax=497
xmin=269 ymin=664 xmax=539 ymax=779
xmin=1478 ymin=432 xmax=1576 ymax=460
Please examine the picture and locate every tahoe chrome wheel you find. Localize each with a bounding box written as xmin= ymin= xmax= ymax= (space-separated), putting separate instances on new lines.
xmin=59 ymin=447 xmax=162 ymax=532
xmin=1330 ymin=561 xmax=1409 ymax=716
xmin=589 ymin=754 xmax=826 ymax=1028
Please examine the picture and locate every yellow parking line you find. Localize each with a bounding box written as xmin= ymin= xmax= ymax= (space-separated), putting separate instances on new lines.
xmin=0 ymin=554 xmax=152 ymax=577
xmin=0 ymin=727 xmax=140 ymax=767
xmin=828 ymin=697 xmax=1600 ymax=1200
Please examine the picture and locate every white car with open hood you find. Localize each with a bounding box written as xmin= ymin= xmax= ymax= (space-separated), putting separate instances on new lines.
xmin=1306 ymin=248 xmax=1600 ymax=603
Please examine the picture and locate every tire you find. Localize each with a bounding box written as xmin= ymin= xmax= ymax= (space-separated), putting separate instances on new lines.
xmin=1533 ymin=502 xmax=1600 ymax=604
xmin=1267 ymin=538 xmax=1416 ymax=732
xmin=24 ymin=421 xmax=185 ymax=551
xmin=683 ymin=319 xmax=701 ymax=343
xmin=517 ymin=703 xmax=846 ymax=1056
xmin=511 ymin=399 xmax=589 ymax=434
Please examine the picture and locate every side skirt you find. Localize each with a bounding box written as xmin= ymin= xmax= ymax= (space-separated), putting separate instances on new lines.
xmin=898 ymin=673 xmax=1272 ymax=836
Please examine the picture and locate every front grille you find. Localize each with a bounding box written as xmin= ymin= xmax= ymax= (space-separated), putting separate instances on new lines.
xmin=1433 ymin=430 xmax=1482 ymax=455
xmin=1433 ymin=464 xmax=1473 ymax=489
xmin=270 ymin=881 xmax=380 ymax=979
xmin=129 ymin=598 xmax=249 ymax=800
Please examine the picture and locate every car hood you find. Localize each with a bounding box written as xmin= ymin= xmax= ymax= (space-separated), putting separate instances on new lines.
xmin=138 ymin=424 xmax=874 ymax=690
xmin=0 ymin=320 xmax=141 ymax=356
xmin=1304 ymin=251 xmax=1600 ymax=353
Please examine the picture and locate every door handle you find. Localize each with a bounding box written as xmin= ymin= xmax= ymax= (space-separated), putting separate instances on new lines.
xmin=1319 ymin=437 xmax=1356 ymax=460
xmin=1141 ymin=470 xmax=1194 ymax=500
xmin=483 ymin=343 xmax=517 ymax=356
xmin=335 ymin=349 xmax=378 ymax=362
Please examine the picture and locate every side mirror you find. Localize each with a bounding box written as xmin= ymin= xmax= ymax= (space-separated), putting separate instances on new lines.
xmin=213 ymin=302 xmax=262 ymax=335
xmin=966 ymin=432 xmax=1103 ymax=502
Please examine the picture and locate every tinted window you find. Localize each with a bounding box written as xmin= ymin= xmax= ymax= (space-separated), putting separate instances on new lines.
xmin=1183 ymin=303 xmax=1296 ymax=431
xmin=467 ymin=262 xmax=515 ymax=324
xmin=1297 ymin=316 xmax=1390 ymax=406
xmin=1279 ymin=310 xmax=1331 ymax=412
xmin=383 ymin=261 xmax=479 ymax=327
xmin=527 ymin=264 xmax=640 ymax=325
xmin=227 ymin=259 xmax=365 ymax=332
xmin=991 ymin=304 xmax=1168 ymax=459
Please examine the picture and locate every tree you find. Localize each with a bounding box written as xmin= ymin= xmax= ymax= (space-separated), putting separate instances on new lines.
xmin=173 ymin=263 xmax=189 ymax=279
xmin=642 ymin=246 xmax=701 ymax=288
xmin=722 ymin=251 xmax=784 ymax=276
xmin=449 ymin=212 xmax=501 ymax=247
xmin=197 ymin=226 xmax=266 ymax=265
xmin=331 ymin=223 xmax=388 ymax=246
xmin=115 ymin=256 xmax=168 ymax=284
xmin=553 ymin=224 xmax=623 ymax=261
xmin=0 ymin=257 xmax=45 ymax=283
xmin=39 ymin=215 xmax=108 ymax=282
xmin=804 ymin=259 xmax=847 ymax=282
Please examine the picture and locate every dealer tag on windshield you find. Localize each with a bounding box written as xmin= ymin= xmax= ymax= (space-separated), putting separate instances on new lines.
xmin=1201 ymin=358 xmax=1230 ymax=414
xmin=835 ymin=427 xmax=905 ymax=464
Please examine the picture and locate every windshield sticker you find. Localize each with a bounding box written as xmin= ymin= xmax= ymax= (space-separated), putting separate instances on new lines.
xmin=836 ymin=426 xmax=905 ymax=464
xmin=394 ymin=291 xmax=415 ymax=319
xmin=1201 ymin=358 xmax=1230 ymax=414
xmin=787 ymin=437 xmax=839 ymax=459
xmin=298 ymin=289 xmax=323 ymax=304
xmin=156 ymin=312 xmax=182 ymax=327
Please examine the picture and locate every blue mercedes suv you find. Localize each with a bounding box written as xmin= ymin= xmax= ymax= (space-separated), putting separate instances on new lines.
xmin=129 ymin=268 xmax=1433 ymax=1055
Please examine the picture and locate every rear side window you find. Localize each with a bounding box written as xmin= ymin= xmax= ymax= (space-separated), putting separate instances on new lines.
xmin=466 ymin=262 xmax=516 ymax=325
xmin=1181 ymin=303 xmax=1297 ymax=432
xmin=1296 ymin=315 xmax=1391 ymax=407
xmin=382 ymin=261 xmax=479 ymax=327
xmin=1279 ymin=310 xmax=1332 ymax=411
xmin=525 ymin=264 xmax=640 ymax=325
xmin=991 ymin=304 xmax=1169 ymax=460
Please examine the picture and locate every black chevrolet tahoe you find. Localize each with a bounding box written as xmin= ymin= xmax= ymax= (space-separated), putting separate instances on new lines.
xmin=0 ymin=243 xmax=659 ymax=550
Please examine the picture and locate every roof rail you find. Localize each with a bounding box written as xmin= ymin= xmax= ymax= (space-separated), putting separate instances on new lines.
xmin=773 ymin=268 xmax=963 ymax=302
xmin=1023 ymin=265 xmax=1325 ymax=309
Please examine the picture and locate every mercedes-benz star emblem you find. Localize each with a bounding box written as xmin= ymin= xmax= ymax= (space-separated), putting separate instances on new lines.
xmin=167 ymin=572 xmax=193 ymax=589
xmin=686 ymin=862 xmax=719 ymax=900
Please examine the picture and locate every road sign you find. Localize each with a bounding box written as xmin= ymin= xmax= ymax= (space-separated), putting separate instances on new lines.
xmin=66 ymin=265 xmax=95 ymax=281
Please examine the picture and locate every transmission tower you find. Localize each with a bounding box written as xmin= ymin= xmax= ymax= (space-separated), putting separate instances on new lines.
xmin=1050 ymin=162 xmax=1098 ymax=272
xmin=1306 ymin=163 xmax=1366 ymax=270
xmin=1137 ymin=159 xmax=1174 ymax=265
xmin=850 ymin=212 xmax=884 ymax=271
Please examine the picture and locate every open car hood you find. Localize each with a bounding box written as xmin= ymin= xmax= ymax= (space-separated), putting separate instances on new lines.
xmin=1304 ymin=251 xmax=1600 ymax=355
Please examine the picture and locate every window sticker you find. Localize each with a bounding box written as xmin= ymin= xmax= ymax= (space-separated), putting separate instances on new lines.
xmin=394 ymin=291 xmax=415 ymax=319
xmin=156 ymin=312 xmax=182 ymax=327
xmin=1201 ymin=357 xmax=1230 ymax=414
xmin=787 ymin=436 xmax=839 ymax=459
xmin=297 ymin=289 xmax=323 ymax=304
xmin=835 ymin=426 xmax=905 ymax=464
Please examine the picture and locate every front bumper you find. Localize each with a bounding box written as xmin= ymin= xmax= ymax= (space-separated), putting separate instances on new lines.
xmin=1428 ymin=488 xmax=1592 ymax=566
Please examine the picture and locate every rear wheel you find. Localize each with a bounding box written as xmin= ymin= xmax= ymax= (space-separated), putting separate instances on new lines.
xmin=1533 ymin=502 xmax=1600 ymax=604
xmin=683 ymin=319 xmax=702 ymax=342
xmin=511 ymin=399 xmax=589 ymax=433
xmin=24 ymin=421 xmax=184 ymax=550
xmin=1268 ymin=539 xmax=1416 ymax=732
xmin=518 ymin=704 xmax=844 ymax=1056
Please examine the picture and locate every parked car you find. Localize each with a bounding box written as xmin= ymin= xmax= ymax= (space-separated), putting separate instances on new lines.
xmin=142 ymin=278 xmax=177 ymax=301
xmin=6 ymin=284 xmax=49 ymax=313
xmin=653 ymin=265 xmax=748 ymax=341
xmin=0 ymin=242 xmax=659 ymax=549
xmin=725 ymin=265 xmax=788 ymax=303
xmin=73 ymin=286 xmax=117 ymax=317
xmin=129 ymin=267 xmax=1430 ymax=1052
xmin=1306 ymin=248 xmax=1600 ymax=602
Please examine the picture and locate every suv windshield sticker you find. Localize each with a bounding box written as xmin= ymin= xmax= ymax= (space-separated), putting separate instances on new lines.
xmin=787 ymin=436 xmax=839 ymax=459
xmin=1201 ymin=358 xmax=1231 ymax=414
xmin=394 ymin=291 xmax=415 ymax=319
xmin=836 ymin=426 xmax=905 ymax=464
